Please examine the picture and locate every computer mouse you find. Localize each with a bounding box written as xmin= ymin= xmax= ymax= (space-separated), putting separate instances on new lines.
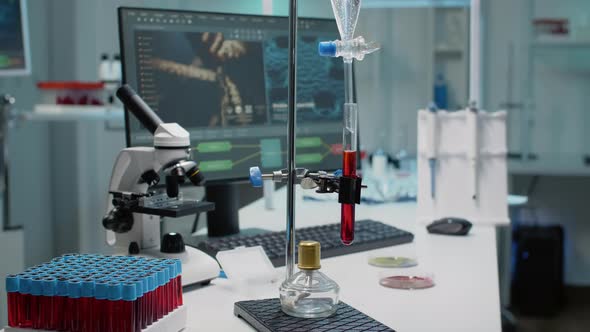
xmin=427 ymin=217 xmax=472 ymax=236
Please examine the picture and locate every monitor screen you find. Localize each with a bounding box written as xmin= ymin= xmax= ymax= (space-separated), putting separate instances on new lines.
xmin=119 ymin=8 xmax=346 ymax=183
xmin=0 ymin=0 xmax=30 ymax=76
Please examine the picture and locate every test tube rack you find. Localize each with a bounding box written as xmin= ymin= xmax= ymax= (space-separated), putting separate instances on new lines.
xmin=4 ymin=254 xmax=186 ymax=332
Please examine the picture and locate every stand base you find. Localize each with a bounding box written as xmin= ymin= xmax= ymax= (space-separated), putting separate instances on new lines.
xmin=234 ymin=298 xmax=395 ymax=332
xmin=5 ymin=304 xmax=187 ymax=332
xmin=141 ymin=246 xmax=220 ymax=287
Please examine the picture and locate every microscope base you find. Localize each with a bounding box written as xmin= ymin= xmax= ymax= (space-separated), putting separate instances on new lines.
xmin=141 ymin=246 xmax=220 ymax=287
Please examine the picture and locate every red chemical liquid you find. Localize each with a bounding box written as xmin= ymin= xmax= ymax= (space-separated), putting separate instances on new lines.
xmin=120 ymin=300 xmax=136 ymax=332
xmin=41 ymin=296 xmax=54 ymax=330
xmin=61 ymin=297 xmax=71 ymax=332
xmin=80 ymin=297 xmax=94 ymax=331
xmin=156 ymin=286 xmax=164 ymax=320
xmin=135 ymin=296 xmax=143 ymax=331
xmin=341 ymin=150 xmax=357 ymax=245
xmin=31 ymin=296 xmax=42 ymax=329
xmin=19 ymin=294 xmax=33 ymax=328
xmin=176 ymin=276 xmax=183 ymax=307
xmin=7 ymin=293 xmax=19 ymax=327
xmin=53 ymin=297 xmax=65 ymax=331
xmin=69 ymin=298 xmax=81 ymax=332
xmin=94 ymin=298 xmax=108 ymax=332
xmin=167 ymin=281 xmax=174 ymax=313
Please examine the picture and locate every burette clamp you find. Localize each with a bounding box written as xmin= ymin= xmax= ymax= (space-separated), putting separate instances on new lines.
xmin=249 ymin=166 xmax=365 ymax=202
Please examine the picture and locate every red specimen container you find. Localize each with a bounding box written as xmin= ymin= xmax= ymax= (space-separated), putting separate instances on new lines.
xmin=94 ymin=280 xmax=110 ymax=332
xmin=30 ymin=277 xmax=44 ymax=329
xmin=55 ymin=277 xmax=70 ymax=331
xmin=131 ymin=278 xmax=144 ymax=332
xmin=80 ymin=279 xmax=95 ymax=331
xmin=67 ymin=279 xmax=82 ymax=332
xmin=177 ymin=274 xmax=183 ymax=307
xmin=121 ymin=282 xmax=138 ymax=332
xmin=5 ymin=274 xmax=20 ymax=327
xmin=41 ymin=277 xmax=58 ymax=330
xmin=341 ymin=150 xmax=357 ymax=245
xmin=107 ymin=281 xmax=123 ymax=332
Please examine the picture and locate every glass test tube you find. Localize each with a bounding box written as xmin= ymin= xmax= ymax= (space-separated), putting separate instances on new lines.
xmin=341 ymin=101 xmax=358 ymax=245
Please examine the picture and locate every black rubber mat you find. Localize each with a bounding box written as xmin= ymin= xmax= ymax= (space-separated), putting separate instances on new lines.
xmin=234 ymin=298 xmax=395 ymax=332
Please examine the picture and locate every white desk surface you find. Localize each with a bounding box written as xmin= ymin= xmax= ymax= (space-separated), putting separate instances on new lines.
xmin=0 ymin=189 xmax=501 ymax=332
xmin=182 ymin=188 xmax=502 ymax=332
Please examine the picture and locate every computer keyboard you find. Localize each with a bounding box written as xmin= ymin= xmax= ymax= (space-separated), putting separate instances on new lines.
xmin=195 ymin=219 xmax=414 ymax=267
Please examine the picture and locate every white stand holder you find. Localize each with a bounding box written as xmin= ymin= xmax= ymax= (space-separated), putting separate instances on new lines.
xmin=417 ymin=108 xmax=509 ymax=225
xmin=4 ymin=304 xmax=187 ymax=332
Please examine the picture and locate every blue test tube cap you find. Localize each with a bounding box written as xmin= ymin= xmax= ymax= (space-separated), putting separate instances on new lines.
xmin=175 ymin=259 xmax=182 ymax=275
xmin=147 ymin=273 xmax=157 ymax=292
xmin=334 ymin=169 xmax=343 ymax=177
xmin=163 ymin=266 xmax=170 ymax=283
xmin=81 ymin=279 xmax=94 ymax=298
xmin=132 ymin=278 xmax=144 ymax=297
xmin=122 ymin=282 xmax=136 ymax=301
xmin=163 ymin=260 xmax=176 ymax=278
xmin=42 ymin=277 xmax=57 ymax=296
xmin=107 ymin=281 xmax=122 ymax=301
xmin=249 ymin=166 xmax=263 ymax=187
xmin=318 ymin=41 xmax=337 ymax=57
xmin=30 ymin=277 xmax=44 ymax=296
xmin=140 ymin=275 xmax=149 ymax=294
xmin=94 ymin=280 xmax=109 ymax=300
xmin=67 ymin=279 xmax=82 ymax=299
xmin=18 ymin=274 xmax=32 ymax=294
xmin=5 ymin=274 xmax=19 ymax=293
xmin=151 ymin=268 xmax=165 ymax=287
xmin=56 ymin=277 xmax=69 ymax=296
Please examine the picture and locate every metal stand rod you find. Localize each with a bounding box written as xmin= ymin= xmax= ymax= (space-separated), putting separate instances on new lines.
xmin=285 ymin=0 xmax=298 ymax=278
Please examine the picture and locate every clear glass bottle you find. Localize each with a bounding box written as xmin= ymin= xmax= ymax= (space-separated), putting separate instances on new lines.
xmin=279 ymin=241 xmax=340 ymax=318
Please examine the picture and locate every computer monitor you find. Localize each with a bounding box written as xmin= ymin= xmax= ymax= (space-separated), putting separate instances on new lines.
xmin=0 ymin=0 xmax=30 ymax=76
xmin=118 ymin=8 xmax=349 ymax=236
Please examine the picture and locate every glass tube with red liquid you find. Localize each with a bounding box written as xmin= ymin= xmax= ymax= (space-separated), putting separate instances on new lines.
xmin=6 ymin=274 xmax=20 ymax=327
xmin=341 ymin=102 xmax=358 ymax=245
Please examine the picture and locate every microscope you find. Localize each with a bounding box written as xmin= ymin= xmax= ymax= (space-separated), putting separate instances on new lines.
xmin=102 ymin=85 xmax=220 ymax=287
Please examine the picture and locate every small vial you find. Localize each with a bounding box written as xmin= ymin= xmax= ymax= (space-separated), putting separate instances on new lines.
xmin=67 ymin=279 xmax=82 ymax=332
xmin=132 ymin=278 xmax=144 ymax=331
xmin=30 ymin=277 xmax=43 ymax=329
xmin=175 ymin=260 xmax=183 ymax=307
xmin=41 ymin=277 xmax=57 ymax=330
xmin=121 ymin=282 xmax=137 ymax=332
xmin=280 ymin=241 xmax=340 ymax=318
xmin=6 ymin=274 xmax=19 ymax=327
xmin=94 ymin=280 xmax=110 ymax=332
xmin=18 ymin=274 xmax=33 ymax=328
xmin=80 ymin=279 xmax=95 ymax=331
xmin=107 ymin=281 xmax=122 ymax=332
xmin=56 ymin=277 xmax=69 ymax=331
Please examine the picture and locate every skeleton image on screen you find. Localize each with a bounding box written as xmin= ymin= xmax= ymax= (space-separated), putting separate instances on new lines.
xmin=136 ymin=30 xmax=267 ymax=128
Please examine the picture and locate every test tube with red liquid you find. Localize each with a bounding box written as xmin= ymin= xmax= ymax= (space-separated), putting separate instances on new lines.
xmin=41 ymin=277 xmax=57 ymax=330
xmin=341 ymin=103 xmax=359 ymax=245
xmin=5 ymin=274 xmax=19 ymax=327
xmin=94 ymin=280 xmax=110 ymax=332
xmin=4 ymin=254 xmax=183 ymax=331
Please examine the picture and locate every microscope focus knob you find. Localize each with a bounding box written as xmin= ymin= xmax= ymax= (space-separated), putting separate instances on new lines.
xmin=161 ymin=233 xmax=186 ymax=254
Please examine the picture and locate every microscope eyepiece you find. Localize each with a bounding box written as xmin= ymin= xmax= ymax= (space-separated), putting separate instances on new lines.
xmin=116 ymin=84 xmax=163 ymax=134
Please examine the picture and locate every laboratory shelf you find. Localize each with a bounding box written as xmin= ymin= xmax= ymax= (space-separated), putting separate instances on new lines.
xmin=28 ymin=104 xmax=124 ymax=121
